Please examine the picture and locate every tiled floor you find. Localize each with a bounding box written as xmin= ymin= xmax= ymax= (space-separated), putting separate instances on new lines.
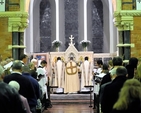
xmin=43 ymin=104 xmax=96 ymax=113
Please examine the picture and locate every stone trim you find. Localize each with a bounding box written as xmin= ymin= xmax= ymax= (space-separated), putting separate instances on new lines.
xmin=0 ymin=12 xmax=28 ymax=32
xmin=114 ymin=10 xmax=141 ymax=31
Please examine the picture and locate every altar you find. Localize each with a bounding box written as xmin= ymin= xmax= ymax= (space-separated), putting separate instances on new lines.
xmin=49 ymin=36 xmax=94 ymax=93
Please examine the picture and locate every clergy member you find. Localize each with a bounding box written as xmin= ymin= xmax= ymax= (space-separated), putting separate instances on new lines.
xmin=80 ymin=56 xmax=93 ymax=92
xmin=64 ymin=57 xmax=80 ymax=94
xmin=54 ymin=57 xmax=65 ymax=93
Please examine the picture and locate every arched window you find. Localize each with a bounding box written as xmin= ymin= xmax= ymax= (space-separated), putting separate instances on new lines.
xmin=40 ymin=0 xmax=51 ymax=52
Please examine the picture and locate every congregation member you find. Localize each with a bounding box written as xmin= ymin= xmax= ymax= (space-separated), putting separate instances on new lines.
xmin=101 ymin=66 xmax=127 ymax=113
xmin=80 ymin=56 xmax=93 ymax=92
xmin=22 ymin=65 xmax=41 ymax=112
xmin=20 ymin=54 xmax=29 ymax=65
xmin=126 ymin=57 xmax=138 ymax=79
xmin=53 ymin=57 xmax=65 ymax=93
xmin=100 ymin=56 xmax=123 ymax=86
xmin=9 ymin=81 xmax=32 ymax=113
xmin=111 ymin=79 xmax=141 ymax=113
xmin=3 ymin=60 xmax=37 ymax=113
xmin=36 ymin=60 xmax=50 ymax=109
xmin=0 ymin=82 xmax=26 ymax=113
xmin=64 ymin=57 xmax=80 ymax=94
xmin=93 ymin=59 xmax=103 ymax=109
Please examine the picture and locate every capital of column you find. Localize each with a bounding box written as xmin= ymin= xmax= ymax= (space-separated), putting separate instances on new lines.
xmin=0 ymin=12 xmax=29 ymax=32
xmin=114 ymin=10 xmax=141 ymax=31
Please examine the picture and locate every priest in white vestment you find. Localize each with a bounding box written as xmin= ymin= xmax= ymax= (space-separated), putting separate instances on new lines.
xmin=80 ymin=56 xmax=93 ymax=92
xmin=64 ymin=57 xmax=80 ymax=94
xmin=54 ymin=57 xmax=65 ymax=93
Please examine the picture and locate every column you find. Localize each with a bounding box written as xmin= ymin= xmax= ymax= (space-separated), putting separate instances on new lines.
xmin=12 ymin=32 xmax=20 ymax=60
xmin=123 ymin=31 xmax=130 ymax=60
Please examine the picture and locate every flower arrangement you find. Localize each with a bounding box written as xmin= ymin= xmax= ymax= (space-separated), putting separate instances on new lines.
xmin=80 ymin=40 xmax=91 ymax=48
xmin=52 ymin=40 xmax=62 ymax=48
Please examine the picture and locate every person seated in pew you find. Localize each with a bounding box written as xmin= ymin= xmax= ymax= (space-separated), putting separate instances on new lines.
xmin=0 ymin=82 xmax=26 ymax=113
xmin=111 ymin=79 xmax=141 ymax=113
xmin=9 ymin=81 xmax=32 ymax=113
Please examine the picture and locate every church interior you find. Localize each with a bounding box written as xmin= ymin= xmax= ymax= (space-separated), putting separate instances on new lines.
xmin=0 ymin=0 xmax=141 ymax=113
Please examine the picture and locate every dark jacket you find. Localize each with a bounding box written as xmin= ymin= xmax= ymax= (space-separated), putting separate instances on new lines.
xmin=126 ymin=65 xmax=135 ymax=79
xmin=101 ymin=76 xmax=127 ymax=113
xmin=3 ymin=73 xmax=37 ymax=107
xmin=22 ymin=72 xmax=41 ymax=99
xmin=100 ymin=72 xmax=111 ymax=86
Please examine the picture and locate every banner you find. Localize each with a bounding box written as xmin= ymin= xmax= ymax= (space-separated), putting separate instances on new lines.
xmin=0 ymin=0 xmax=5 ymax=11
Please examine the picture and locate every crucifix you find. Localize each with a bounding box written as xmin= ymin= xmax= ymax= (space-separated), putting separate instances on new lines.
xmin=69 ymin=35 xmax=75 ymax=45
xmin=0 ymin=0 xmax=4 ymax=5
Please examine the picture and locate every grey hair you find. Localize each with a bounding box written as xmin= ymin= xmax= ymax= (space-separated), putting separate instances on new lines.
xmin=12 ymin=60 xmax=22 ymax=70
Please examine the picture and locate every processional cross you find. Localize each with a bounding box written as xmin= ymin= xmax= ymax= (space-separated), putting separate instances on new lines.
xmin=69 ymin=35 xmax=75 ymax=45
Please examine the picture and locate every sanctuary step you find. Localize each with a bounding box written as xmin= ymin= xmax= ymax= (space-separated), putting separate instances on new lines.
xmin=50 ymin=93 xmax=93 ymax=104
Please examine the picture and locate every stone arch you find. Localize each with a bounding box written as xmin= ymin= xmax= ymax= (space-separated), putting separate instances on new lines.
xmin=24 ymin=0 xmax=56 ymax=53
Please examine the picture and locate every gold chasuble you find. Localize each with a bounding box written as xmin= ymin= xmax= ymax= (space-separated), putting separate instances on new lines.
xmin=64 ymin=60 xmax=80 ymax=93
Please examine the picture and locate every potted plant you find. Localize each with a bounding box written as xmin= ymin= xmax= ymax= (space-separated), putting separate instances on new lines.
xmin=52 ymin=40 xmax=62 ymax=51
xmin=80 ymin=40 xmax=91 ymax=51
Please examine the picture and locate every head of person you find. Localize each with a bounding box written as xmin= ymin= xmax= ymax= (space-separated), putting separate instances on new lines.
xmin=22 ymin=65 xmax=30 ymax=73
xmin=28 ymin=62 xmax=35 ymax=70
xmin=12 ymin=60 xmax=23 ymax=72
xmin=112 ymin=56 xmax=123 ymax=67
xmin=40 ymin=60 xmax=47 ymax=68
xmin=20 ymin=54 xmax=28 ymax=64
xmin=31 ymin=58 xmax=38 ymax=66
xmin=113 ymin=79 xmax=141 ymax=110
xmin=8 ymin=81 xmax=20 ymax=91
xmin=102 ymin=63 xmax=109 ymax=74
xmin=57 ymin=57 xmax=61 ymax=61
xmin=116 ymin=66 xmax=127 ymax=77
xmin=129 ymin=57 xmax=138 ymax=68
xmin=84 ymin=57 xmax=89 ymax=61
xmin=96 ymin=60 xmax=103 ymax=68
xmin=0 ymin=65 xmax=5 ymax=81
